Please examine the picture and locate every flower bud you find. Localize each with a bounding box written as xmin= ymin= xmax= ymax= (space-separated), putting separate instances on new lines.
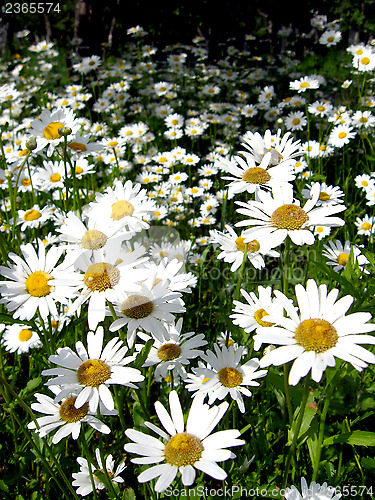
xmin=26 ymin=136 xmax=37 ymax=150
xmin=58 ymin=126 xmax=72 ymax=137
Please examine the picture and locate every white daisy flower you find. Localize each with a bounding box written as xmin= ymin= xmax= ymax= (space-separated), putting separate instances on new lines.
xmin=328 ymin=124 xmax=356 ymax=148
xmin=230 ymin=286 xmax=284 ymax=340
xmin=56 ymin=210 xmax=133 ymax=254
xmin=301 ymin=182 xmax=345 ymax=207
xmin=67 ymin=131 xmax=103 ymax=157
xmin=28 ymin=387 xmax=112 ymax=444
xmin=241 ymin=129 xmax=302 ymax=166
xmin=355 ymin=214 xmax=375 ymax=236
xmin=289 ymin=76 xmax=320 ymax=93
xmin=322 ymin=239 xmax=369 ymax=272
xmin=124 ymin=390 xmax=245 ymax=492
xmin=0 ymin=239 xmax=73 ymax=321
xmin=236 ymin=183 xmax=346 ymax=247
xmin=2 ymin=323 xmax=41 ymax=354
xmin=186 ymin=344 xmax=268 ymax=413
xmin=137 ymin=318 xmax=207 ymax=379
xmin=72 ymin=448 xmax=125 ymax=497
xmin=29 ymin=108 xmax=80 ymax=150
xmin=215 ymin=150 xmax=295 ymax=196
xmin=285 ymin=477 xmax=342 ymax=500
xmin=255 ymin=279 xmax=375 ymax=385
xmin=42 ymin=327 xmax=144 ymax=413
xmin=16 ymin=204 xmax=54 ymax=231
xmin=58 ymin=243 xmax=148 ymax=331
xmin=109 ymin=275 xmax=185 ymax=346
xmin=210 ymin=225 xmax=279 ymax=272
xmin=89 ymin=180 xmax=156 ymax=233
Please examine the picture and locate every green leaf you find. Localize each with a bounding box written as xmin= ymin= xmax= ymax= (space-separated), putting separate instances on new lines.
xmin=0 ymin=313 xmax=34 ymax=327
xmin=306 ymin=418 xmax=320 ymax=470
xmin=288 ymin=390 xmax=317 ymax=445
xmin=133 ymin=339 xmax=154 ymax=369
xmin=361 ymin=456 xmax=375 ymax=471
xmin=122 ymin=488 xmax=136 ymax=500
xmin=323 ymin=430 xmax=375 ymax=447
xmin=0 ymin=479 xmax=9 ymax=492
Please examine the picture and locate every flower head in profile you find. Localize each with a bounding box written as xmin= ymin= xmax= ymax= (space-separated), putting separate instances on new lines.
xmin=109 ymin=274 xmax=185 ymax=345
xmin=322 ymin=239 xmax=369 ymax=272
xmin=42 ymin=327 xmax=144 ymax=413
xmin=254 ymin=279 xmax=375 ymax=385
xmin=285 ymin=477 xmax=342 ymax=500
xmin=215 ymin=149 xmax=295 ymax=196
xmin=236 ymin=183 xmax=346 ymax=247
xmin=72 ymin=448 xmax=125 ymax=496
xmin=210 ymin=225 xmax=279 ymax=272
xmin=28 ymin=387 xmax=111 ymax=444
xmin=185 ymin=344 xmax=268 ymax=413
xmin=137 ymin=318 xmax=207 ymax=380
xmin=124 ymin=390 xmax=244 ymax=492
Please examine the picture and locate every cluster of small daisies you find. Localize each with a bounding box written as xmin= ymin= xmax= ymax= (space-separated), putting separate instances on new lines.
xmin=0 ymin=10 xmax=375 ymax=498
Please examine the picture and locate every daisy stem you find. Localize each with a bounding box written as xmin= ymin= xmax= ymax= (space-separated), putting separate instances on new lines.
xmin=80 ymin=431 xmax=100 ymax=500
xmin=4 ymin=399 xmax=80 ymax=500
xmin=281 ymin=374 xmax=311 ymax=490
xmin=234 ymin=243 xmax=248 ymax=302
xmin=311 ymin=378 xmax=335 ymax=482
xmin=98 ymin=441 xmax=119 ymax=499
xmin=344 ymin=417 xmax=365 ymax=484
xmin=283 ymin=365 xmax=294 ymax=428
xmin=282 ymin=236 xmax=291 ymax=296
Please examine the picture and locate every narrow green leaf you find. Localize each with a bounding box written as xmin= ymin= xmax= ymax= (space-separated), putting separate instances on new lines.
xmin=323 ymin=430 xmax=375 ymax=447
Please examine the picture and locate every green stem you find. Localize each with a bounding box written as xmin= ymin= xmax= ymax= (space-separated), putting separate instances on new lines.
xmin=234 ymin=243 xmax=248 ymax=302
xmin=312 ymin=379 xmax=335 ymax=482
xmin=80 ymin=431 xmax=99 ymax=500
xmin=282 ymin=374 xmax=311 ymax=489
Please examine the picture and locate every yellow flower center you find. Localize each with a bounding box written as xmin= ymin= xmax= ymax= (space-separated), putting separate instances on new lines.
xmin=338 ymin=132 xmax=347 ymax=139
xmin=121 ymin=294 xmax=154 ymax=319
xmin=24 ymin=209 xmax=41 ymax=221
xmin=327 ymin=36 xmax=334 ymax=42
xmin=270 ymin=204 xmax=309 ymax=230
xmin=300 ymin=82 xmax=310 ymax=88
xmin=337 ymin=252 xmax=349 ymax=267
xmin=59 ymin=397 xmax=89 ymax=422
xmin=75 ymin=166 xmax=83 ymax=174
xmin=18 ymin=149 xmax=29 ymax=157
xmin=84 ymin=263 xmax=120 ymax=291
xmin=111 ymin=200 xmax=134 ymax=220
xmin=68 ymin=142 xmax=87 ymax=152
xmin=77 ymin=359 xmax=111 ymax=387
xmin=294 ymin=318 xmax=338 ymax=353
xmin=50 ymin=173 xmax=61 ymax=182
xmin=360 ymin=117 xmax=368 ymax=123
xmin=254 ymin=308 xmax=275 ymax=327
xmin=319 ymin=192 xmax=330 ymax=201
xmin=317 ymin=106 xmax=325 ymax=112
xmin=18 ymin=329 xmax=32 ymax=342
xmin=81 ymin=229 xmax=108 ymax=250
xmin=43 ymin=121 xmax=64 ymax=140
xmin=164 ymin=433 xmax=203 ymax=467
xmin=361 ymin=57 xmax=370 ymax=65
xmin=242 ymin=167 xmax=271 ymax=185
xmin=25 ymin=271 xmax=52 ymax=297
xmin=218 ymin=366 xmax=243 ymax=388
xmin=362 ymin=222 xmax=372 ymax=230
xmin=292 ymin=118 xmax=300 ymax=125
xmin=157 ymin=343 xmax=181 ymax=361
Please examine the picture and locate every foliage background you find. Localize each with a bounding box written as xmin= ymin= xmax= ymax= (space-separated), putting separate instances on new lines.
xmin=1 ymin=0 xmax=375 ymax=56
